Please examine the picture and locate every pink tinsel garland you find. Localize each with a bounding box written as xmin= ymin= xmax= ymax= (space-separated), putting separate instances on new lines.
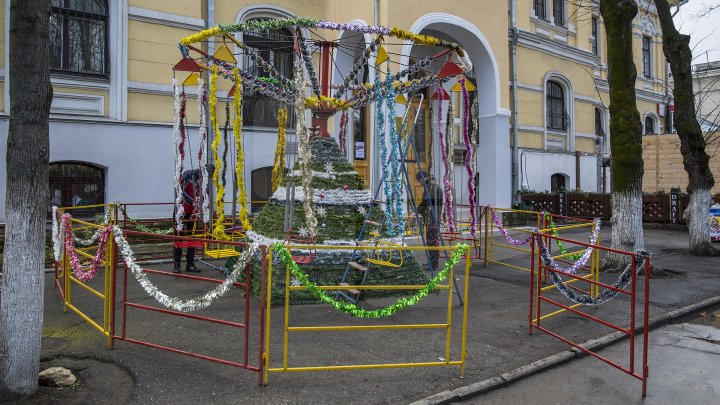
xmin=62 ymin=215 xmax=113 ymax=282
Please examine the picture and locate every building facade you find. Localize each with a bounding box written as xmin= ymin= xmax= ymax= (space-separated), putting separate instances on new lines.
xmin=0 ymin=0 xmax=669 ymax=221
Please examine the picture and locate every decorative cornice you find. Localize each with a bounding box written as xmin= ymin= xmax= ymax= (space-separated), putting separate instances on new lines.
xmin=515 ymin=29 xmax=600 ymax=68
xmin=128 ymin=7 xmax=205 ymax=30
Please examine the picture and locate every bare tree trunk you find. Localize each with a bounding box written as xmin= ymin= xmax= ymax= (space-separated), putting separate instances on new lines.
xmin=0 ymin=0 xmax=52 ymax=400
xmin=655 ymin=0 xmax=718 ymax=256
xmin=600 ymin=0 xmax=645 ymax=268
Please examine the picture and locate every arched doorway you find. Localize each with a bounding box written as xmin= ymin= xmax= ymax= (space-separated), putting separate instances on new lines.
xmin=49 ymin=161 xmax=105 ymax=217
xmin=402 ymin=14 xmax=508 ymax=208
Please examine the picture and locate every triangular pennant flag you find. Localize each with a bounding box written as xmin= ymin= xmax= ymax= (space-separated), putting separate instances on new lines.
xmin=437 ymin=60 xmax=463 ymax=79
xmin=213 ymin=44 xmax=236 ymax=64
xmin=227 ymin=84 xmax=236 ymax=98
xmin=183 ymin=72 xmax=200 ymax=86
xmin=173 ymin=57 xmax=202 ymax=72
xmin=450 ymin=77 xmax=476 ymax=92
xmin=431 ymin=88 xmax=450 ymax=100
xmin=395 ymin=93 xmax=407 ymax=104
xmin=375 ymin=46 xmax=389 ymax=66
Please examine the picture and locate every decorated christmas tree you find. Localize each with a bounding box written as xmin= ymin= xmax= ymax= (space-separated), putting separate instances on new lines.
xmin=240 ymin=136 xmax=429 ymax=305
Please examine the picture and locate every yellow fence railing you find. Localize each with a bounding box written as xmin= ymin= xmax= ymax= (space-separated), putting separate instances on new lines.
xmin=263 ymin=244 xmax=471 ymax=385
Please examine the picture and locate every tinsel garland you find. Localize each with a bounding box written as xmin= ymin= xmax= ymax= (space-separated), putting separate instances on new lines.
xmin=537 ymin=235 xmax=648 ymax=306
xmin=298 ymin=37 xmax=321 ymax=96
xmin=62 ymin=215 xmax=113 ymax=282
xmin=172 ymin=78 xmax=185 ymax=230
xmin=491 ymin=209 xmax=537 ymax=246
xmin=221 ymin=102 xmax=229 ymax=189
xmin=386 ymin=66 xmax=404 ymax=236
xmin=273 ymin=242 xmax=467 ymax=318
xmin=445 ymin=98 xmax=455 ymax=224
xmin=304 ymin=95 xmax=353 ymax=111
xmin=460 ymin=79 xmax=477 ymax=235
xmin=198 ymin=80 xmax=210 ymax=223
xmin=436 ymin=88 xmax=455 ymax=233
xmin=52 ymin=206 xmax=65 ymax=262
xmin=535 ymin=218 xmax=601 ymax=274
xmin=209 ymin=65 xmax=228 ymax=240
xmin=271 ymin=106 xmax=288 ymax=192
xmin=293 ymin=58 xmax=318 ymax=238
xmin=70 ymin=205 xmax=113 ymax=246
xmin=113 ymin=224 xmax=259 ymax=312
xmin=233 ymin=68 xmax=251 ymax=232
xmin=116 ymin=205 xmax=173 ymax=235
xmin=332 ymin=37 xmax=380 ymax=98
xmin=374 ymin=65 xmax=392 ymax=233
xmin=338 ymin=109 xmax=348 ymax=158
xmin=270 ymin=186 xmax=371 ymax=206
xmin=545 ymin=214 xmax=583 ymax=260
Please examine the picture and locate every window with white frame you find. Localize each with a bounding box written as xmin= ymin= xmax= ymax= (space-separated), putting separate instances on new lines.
xmin=50 ymin=0 xmax=108 ymax=77
xmin=546 ymin=81 xmax=568 ymax=131
xmin=642 ymin=36 xmax=652 ymax=78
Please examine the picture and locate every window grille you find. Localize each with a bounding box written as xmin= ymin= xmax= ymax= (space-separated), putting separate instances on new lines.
xmin=50 ymin=0 xmax=108 ymax=77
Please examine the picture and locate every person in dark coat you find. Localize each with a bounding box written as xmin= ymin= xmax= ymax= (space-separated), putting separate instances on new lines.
xmin=416 ymin=171 xmax=443 ymax=270
xmin=173 ymin=164 xmax=214 ymax=273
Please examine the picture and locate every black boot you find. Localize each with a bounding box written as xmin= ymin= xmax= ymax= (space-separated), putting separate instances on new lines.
xmin=185 ymin=248 xmax=200 ymax=272
xmin=173 ymin=262 xmax=181 ymax=274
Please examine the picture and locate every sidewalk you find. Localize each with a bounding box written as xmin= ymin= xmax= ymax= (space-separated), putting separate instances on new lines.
xmin=25 ymin=226 xmax=720 ymax=404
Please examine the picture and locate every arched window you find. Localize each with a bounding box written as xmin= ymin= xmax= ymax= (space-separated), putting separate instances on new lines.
xmin=644 ymin=116 xmax=656 ymax=135
xmin=595 ymin=108 xmax=605 ymax=137
xmin=49 ymin=161 xmax=105 ymax=217
xmin=551 ymin=173 xmax=567 ymax=192
xmin=242 ymin=20 xmax=295 ymax=128
xmin=546 ymin=81 xmax=567 ymax=131
xmin=50 ymin=0 xmax=108 ymax=76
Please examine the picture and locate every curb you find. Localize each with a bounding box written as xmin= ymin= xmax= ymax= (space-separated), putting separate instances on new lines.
xmin=409 ymin=295 xmax=720 ymax=405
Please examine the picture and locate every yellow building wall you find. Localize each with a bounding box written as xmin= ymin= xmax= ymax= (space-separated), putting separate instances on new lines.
xmin=128 ymin=0 xmax=203 ymax=18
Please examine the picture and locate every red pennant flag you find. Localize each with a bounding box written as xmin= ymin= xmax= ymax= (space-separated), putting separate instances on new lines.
xmin=173 ymin=57 xmax=202 ymax=72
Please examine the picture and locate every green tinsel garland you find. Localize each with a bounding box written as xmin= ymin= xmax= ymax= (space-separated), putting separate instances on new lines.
xmin=545 ymin=214 xmax=582 ymax=260
xmin=272 ymin=242 xmax=468 ymax=318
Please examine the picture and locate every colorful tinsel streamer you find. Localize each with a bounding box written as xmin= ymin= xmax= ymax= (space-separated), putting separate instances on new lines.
xmin=293 ymin=58 xmax=318 ymax=238
xmin=233 ymin=68 xmax=251 ymax=232
xmin=272 ymin=106 xmax=288 ymax=192
xmin=491 ymin=208 xmax=537 ymax=246
xmin=273 ymin=242 xmax=468 ymax=318
xmin=198 ymin=80 xmax=210 ymax=223
xmin=221 ymin=102 xmax=229 ymax=189
xmin=112 ymin=223 xmax=260 ymax=312
xmin=375 ymin=64 xmax=392 ymax=234
xmin=460 ymin=79 xmax=477 ymax=235
xmin=338 ymin=109 xmax=348 ymax=158
xmin=209 ymin=65 xmax=229 ymax=240
xmin=545 ymin=213 xmax=583 ymax=261
xmin=172 ymin=78 xmax=185 ymax=230
xmin=62 ymin=214 xmax=113 ymax=282
xmin=436 ymin=87 xmax=455 ymax=233
xmin=386 ymin=66 xmax=404 ymax=236
xmin=445 ymin=98 xmax=455 ymax=225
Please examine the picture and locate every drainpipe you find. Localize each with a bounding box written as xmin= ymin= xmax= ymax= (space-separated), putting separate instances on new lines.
xmin=510 ymin=0 xmax=520 ymax=204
